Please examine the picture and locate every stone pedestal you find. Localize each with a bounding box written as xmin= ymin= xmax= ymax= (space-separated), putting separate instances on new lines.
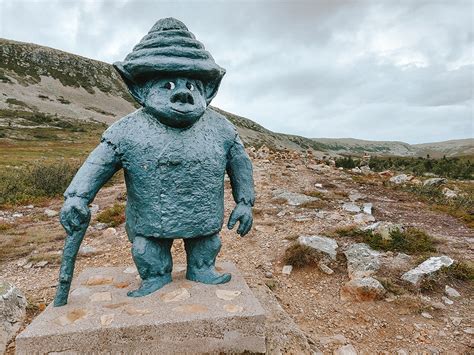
xmin=16 ymin=262 xmax=266 ymax=354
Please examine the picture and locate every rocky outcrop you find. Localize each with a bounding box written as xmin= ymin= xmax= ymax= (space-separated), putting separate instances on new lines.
xmin=0 ymin=281 xmax=27 ymax=353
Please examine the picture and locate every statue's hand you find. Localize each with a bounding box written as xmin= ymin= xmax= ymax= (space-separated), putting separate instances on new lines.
xmin=60 ymin=196 xmax=91 ymax=235
xmin=227 ymin=202 xmax=253 ymax=237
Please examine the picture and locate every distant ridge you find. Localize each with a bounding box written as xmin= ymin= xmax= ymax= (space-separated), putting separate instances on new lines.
xmin=1 ymin=38 xmax=471 ymax=157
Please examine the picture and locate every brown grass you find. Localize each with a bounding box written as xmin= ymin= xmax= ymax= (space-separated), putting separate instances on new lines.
xmin=96 ymin=203 xmax=126 ymax=227
xmin=283 ymin=243 xmax=322 ymax=268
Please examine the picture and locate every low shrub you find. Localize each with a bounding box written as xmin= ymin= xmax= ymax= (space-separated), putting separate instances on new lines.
xmin=96 ymin=203 xmax=125 ymax=227
xmin=283 ymin=243 xmax=320 ymax=268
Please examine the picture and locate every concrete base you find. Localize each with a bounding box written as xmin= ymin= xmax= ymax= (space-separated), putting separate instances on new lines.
xmin=16 ymin=262 xmax=266 ymax=354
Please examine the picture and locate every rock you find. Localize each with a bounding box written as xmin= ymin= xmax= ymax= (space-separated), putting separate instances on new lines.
xmin=442 ymin=296 xmax=453 ymax=305
xmin=334 ymin=344 xmax=358 ymax=355
xmin=79 ymin=245 xmax=98 ymax=256
xmin=314 ymin=183 xmax=323 ymax=188
xmin=445 ymin=285 xmax=460 ymax=298
xmin=353 ymin=213 xmax=375 ymax=224
xmin=362 ymin=203 xmax=372 ymax=214
xmin=318 ymin=334 xmax=348 ymax=346
xmin=401 ymin=256 xmax=454 ymax=286
xmin=264 ymin=272 xmax=273 ymax=278
xmin=318 ymin=262 xmax=334 ymax=275
xmin=34 ymin=260 xmax=48 ymax=268
xmin=463 ymin=328 xmax=474 ymax=334
xmin=25 ymin=205 xmax=34 ymax=209
xmin=282 ymin=265 xmax=293 ymax=275
xmin=342 ymin=202 xmax=360 ymax=213
xmin=22 ymin=262 xmax=33 ymax=269
xmin=298 ymin=235 xmax=338 ymax=260
xmin=442 ymin=187 xmax=457 ymax=198
xmin=360 ymin=166 xmax=371 ymax=175
xmin=389 ymin=174 xmax=410 ymax=184
xmin=44 ymin=208 xmax=58 ymax=217
xmin=344 ymin=243 xmax=380 ymax=279
xmin=0 ymin=281 xmax=27 ymax=353
xmin=102 ymin=227 xmax=117 ymax=238
xmin=16 ymin=259 xmax=28 ymax=267
xmin=371 ymin=222 xmax=404 ymax=241
xmin=340 ymin=277 xmax=386 ymax=302
xmin=94 ymin=222 xmax=107 ymax=230
xmin=12 ymin=213 xmax=23 ymax=218
xmin=351 ymin=167 xmax=362 ymax=174
xmin=308 ymin=164 xmax=331 ymax=172
xmin=215 ymin=290 xmax=241 ymax=301
xmin=378 ymin=170 xmax=393 ymax=177
xmin=421 ymin=312 xmax=433 ymax=319
xmin=89 ymin=204 xmax=100 ymax=214
xmin=386 ymin=252 xmax=411 ymax=269
xmin=272 ymin=190 xmax=318 ymax=206
xmin=450 ymin=317 xmax=462 ymax=326
xmin=423 ymin=178 xmax=447 ymax=187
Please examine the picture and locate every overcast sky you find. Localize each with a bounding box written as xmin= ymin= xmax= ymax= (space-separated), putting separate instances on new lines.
xmin=0 ymin=0 xmax=473 ymax=143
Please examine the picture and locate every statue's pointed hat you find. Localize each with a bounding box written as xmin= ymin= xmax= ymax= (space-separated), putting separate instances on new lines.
xmin=113 ymin=17 xmax=226 ymax=104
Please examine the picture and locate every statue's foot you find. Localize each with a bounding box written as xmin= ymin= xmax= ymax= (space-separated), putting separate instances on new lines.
xmin=127 ymin=274 xmax=172 ymax=297
xmin=186 ymin=267 xmax=231 ymax=285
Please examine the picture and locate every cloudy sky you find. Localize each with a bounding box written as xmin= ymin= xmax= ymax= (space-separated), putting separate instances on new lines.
xmin=0 ymin=0 xmax=472 ymax=143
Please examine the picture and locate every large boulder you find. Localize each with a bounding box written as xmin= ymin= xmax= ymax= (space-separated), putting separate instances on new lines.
xmin=401 ymin=256 xmax=454 ymax=286
xmin=340 ymin=277 xmax=386 ymax=302
xmin=1 ymin=281 xmax=27 ymax=353
xmin=298 ymin=235 xmax=338 ymax=260
xmin=344 ymin=243 xmax=381 ymax=279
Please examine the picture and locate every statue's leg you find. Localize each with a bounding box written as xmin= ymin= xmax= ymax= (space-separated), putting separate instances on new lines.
xmin=184 ymin=234 xmax=231 ymax=284
xmin=128 ymin=236 xmax=173 ymax=297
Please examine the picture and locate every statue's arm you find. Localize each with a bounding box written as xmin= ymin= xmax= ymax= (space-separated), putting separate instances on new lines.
xmin=226 ymin=134 xmax=255 ymax=236
xmin=64 ymin=140 xmax=122 ymax=203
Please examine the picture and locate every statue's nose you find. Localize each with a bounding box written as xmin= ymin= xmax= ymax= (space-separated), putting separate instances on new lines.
xmin=170 ymin=90 xmax=194 ymax=104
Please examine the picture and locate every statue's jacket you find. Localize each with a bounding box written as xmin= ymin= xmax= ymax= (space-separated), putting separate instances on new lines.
xmin=65 ymin=108 xmax=255 ymax=240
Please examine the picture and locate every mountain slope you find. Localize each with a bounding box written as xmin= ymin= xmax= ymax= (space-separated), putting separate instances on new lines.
xmin=0 ymin=38 xmax=471 ymax=157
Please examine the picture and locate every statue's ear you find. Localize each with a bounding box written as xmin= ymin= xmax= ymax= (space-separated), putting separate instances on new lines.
xmin=113 ymin=62 xmax=145 ymax=106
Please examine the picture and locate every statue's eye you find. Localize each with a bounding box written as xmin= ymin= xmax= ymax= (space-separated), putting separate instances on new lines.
xmin=186 ymin=82 xmax=194 ymax=91
xmin=165 ymin=82 xmax=175 ymax=90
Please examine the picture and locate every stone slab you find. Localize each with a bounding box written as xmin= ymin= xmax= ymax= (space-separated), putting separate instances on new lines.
xmin=16 ymin=262 xmax=266 ymax=354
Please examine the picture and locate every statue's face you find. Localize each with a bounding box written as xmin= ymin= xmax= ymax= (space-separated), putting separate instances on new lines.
xmin=142 ymin=77 xmax=207 ymax=128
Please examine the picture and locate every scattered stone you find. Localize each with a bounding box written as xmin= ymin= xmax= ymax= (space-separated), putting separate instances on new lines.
xmin=445 ymin=285 xmax=461 ymax=298
xmin=89 ymin=291 xmax=112 ymax=302
xmin=318 ymin=333 xmax=348 ymax=346
xmin=160 ymin=288 xmax=190 ymax=303
xmin=442 ymin=187 xmax=457 ymax=198
xmin=79 ymin=245 xmax=98 ymax=256
xmin=353 ymin=213 xmax=375 ymax=224
xmin=215 ymin=290 xmax=241 ymax=301
xmin=340 ymin=277 xmax=386 ymax=302
xmin=0 ymin=281 xmax=27 ymax=353
xmin=25 ymin=205 xmax=34 ymax=209
xmin=282 ymin=265 xmax=293 ymax=275
xmin=318 ymin=262 xmax=334 ymax=275
xmin=334 ymin=343 xmax=358 ymax=355
xmin=44 ymin=209 xmax=58 ymax=217
xmin=314 ymin=183 xmax=323 ymax=188
xmin=264 ymin=272 xmax=273 ymax=278
xmin=89 ymin=204 xmax=100 ymax=214
xmin=308 ymin=164 xmax=331 ymax=172
xmin=94 ymin=222 xmax=107 ymax=230
xmin=348 ymin=192 xmax=364 ymax=202
xmin=342 ymin=202 xmax=360 ymax=213
xmin=389 ymin=174 xmax=410 ymax=184
xmin=442 ymin=296 xmax=453 ymax=305
xmin=16 ymin=259 xmax=28 ymax=267
xmin=102 ymin=227 xmax=117 ymax=238
xmin=362 ymin=203 xmax=372 ymax=214
xmin=351 ymin=167 xmax=362 ymax=174
xmin=423 ymin=178 xmax=447 ymax=187
xmin=34 ymin=261 xmax=49 ymax=268
xmin=298 ymin=235 xmax=338 ymax=260
xmin=371 ymin=222 xmax=404 ymax=241
xmin=12 ymin=213 xmax=23 ymax=218
xmin=463 ymin=328 xmax=474 ymax=335
xmin=421 ymin=312 xmax=433 ymax=319
xmin=272 ymin=190 xmax=319 ymax=206
xmin=401 ymin=256 xmax=454 ymax=286
xmin=396 ymin=349 xmax=408 ymax=355
xmin=360 ymin=166 xmax=371 ymax=175
xmin=22 ymin=262 xmax=33 ymax=269
xmin=379 ymin=170 xmax=393 ymax=177
xmin=450 ymin=317 xmax=462 ymax=326
xmin=344 ymin=243 xmax=380 ymax=279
